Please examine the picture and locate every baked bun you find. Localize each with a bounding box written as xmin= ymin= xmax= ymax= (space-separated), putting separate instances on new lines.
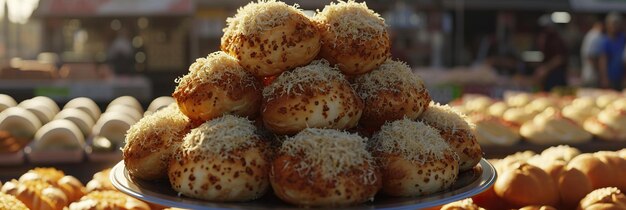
xmin=562 ymin=104 xmax=600 ymax=126
xmin=593 ymin=151 xmax=626 ymax=191
xmin=0 ymin=94 xmax=17 ymax=112
xmin=524 ymin=97 xmax=556 ymax=115
xmin=124 ymin=104 xmax=193 ymax=180
xmin=596 ymin=93 xmax=620 ymax=109
xmin=520 ymin=108 xmax=591 ymax=145
xmin=64 ymin=97 xmax=101 ymax=121
xmin=608 ymin=97 xmax=626 ymax=111
xmin=493 ymin=163 xmax=559 ymax=207
xmin=104 ymin=105 xmax=143 ymax=122
xmin=420 ymin=102 xmax=482 ymax=171
xmin=92 ymin=112 xmax=136 ymax=146
xmin=0 ymin=106 xmax=41 ymax=139
xmin=518 ymin=205 xmax=557 ymax=210
xmin=0 ymin=130 xmax=28 ymax=153
xmin=579 ymin=187 xmax=626 ymax=210
xmin=67 ymin=190 xmax=150 ymax=210
xmin=1 ymin=179 xmax=68 ymax=210
xmin=505 ymin=93 xmax=533 ymax=107
xmin=315 ymin=1 xmax=389 ymax=75
xmin=540 ymin=145 xmax=581 ymax=163
xmin=146 ymin=96 xmax=175 ymax=113
xmin=502 ymin=107 xmax=535 ymax=126
xmin=173 ymin=52 xmax=261 ymax=122
xmin=471 ymin=115 xmax=520 ymax=146
xmin=169 ymin=115 xmax=270 ymax=201
xmin=19 ymin=100 xmax=56 ymax=124
xmin=271 ymin=128 xmax=380 ymax=206
xmin=440 ymin=198 xmax=485 ymax=210
xmin=352 ymin=59 xmax=430 ymax=129
xmin=584 ymin=108 xmax=626 ymax=141
xmin=526 ymin=155 xmax=565 ymax=180
xmin=32 ymin=119 xmax=85 ymax=151
xmin=558 ymin=165 xmax=593 ymax=208
xmin=221 ymin=0 xmax=320 ymax=77
xmin=463 ymin=95 xmax=493 ymax=114
xmin=262 ymin=60 xmax=362 ymax=135
xmin=568 ymin=153 xmax=622 ymax=190
xmin=108 ymin=96 xmax=143 ymax=113
xmin=17 ymin=168 xmax=85 ymax=202
xmin=54 ymin=108 xmax=95 ymax=137
xmin=85 ymin=168 xmax=114 ymax=192
xmin=0 ymin=192 xmax=28 ymax=210
xmin=488 ymin=101 xmax=509 ymax=117
xmin=371 ymin=119 xmax=458 ymax=197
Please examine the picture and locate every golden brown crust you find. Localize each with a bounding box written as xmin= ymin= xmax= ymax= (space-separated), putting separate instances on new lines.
xmin=85 ymin=169 xmax=115 ymax=192
xmin=318 ymin=30 xmax=390 ymax=75
xmin=270 ymin=154 xmax=381 ymax=207
xmin=568 ymin=153 xmax=620 ymax=190
xmin=1 ymin=179 xmax=68 ymax=210
xmin=494 ymin=163 xmax=559 ymax=207
xmin=519 ymin=205 xmax=557 ymax=210
xmin=558 ymin=167 xmax=593 ymax=208
xmin=222 ymin=12 xmax=321 ymax=77
xmin=0 ymin=192 xmax=28 ymax=210
xmin=359 ymin=87 xmax=430 ymax=130
xmin=68 ymin=190 xmax=150 ymax=210
xmin=168 ymin=144 xmax=270 ymax=202
xmin=436 ymin=128 xmax=482 ymax=171
xmin=376 ymin=153 xmax=458 ymax=197
xmin=440 ymin=198 xmax=485 ymax=210
xmin=262 ymin=73 xmax=362 ymax=135
xmin=578 ymin=187 xmax=626 ymax=210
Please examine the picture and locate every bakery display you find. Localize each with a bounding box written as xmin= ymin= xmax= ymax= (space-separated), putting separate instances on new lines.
xmin=371 ymin=119 xmax=457 ymax=197
xmin=221 ymin=0 xmax=320 ymax=77
xmin=173 ymin=51 xmax=261 ymax=122
xmin=315 ymin=0 xmax=390 ymax=75
xmin=67 ymin=190 xmax=150 ymax=210
xmin=421 ymin=102 xmax=482 ymax=171
xmin=123 ymin=104 xmax=193 ymax=180
xmin=262 ymin=59 xmax=362 ymax=135
xmin=353 ymin=59 xmax=430 ymax=129
xmin=271 ymin=128 xmax=379 ymax=206
xmin=168 ymin=115 xmax=270 ymax=202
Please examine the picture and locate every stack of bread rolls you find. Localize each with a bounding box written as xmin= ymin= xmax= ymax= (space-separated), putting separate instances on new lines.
xmin=122 ymin=0 xmax=483 ymax=207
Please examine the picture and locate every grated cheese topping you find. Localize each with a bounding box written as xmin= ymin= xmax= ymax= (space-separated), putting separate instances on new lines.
xmin=263 ymin=59 xmax=345 ymax=99
xmin=372 ymin=119 xmax=454 ymax=164
xmin=178 ymin=115 xmax=258 ymax=157
xmin=315 ymin=0 xmax=386 ymax=41
xmin=125 ymin=104 xmax=189 ymax=150
xmin=280 ymin=128 xmax=376 ymax=184
xmin=421 ymin=101 xmax=474 ymax=133
xmin=223 ymin=0 xmax=304 ymax=36
xmin=353 ymin=59 xmax=425 ymax=100
xmin=175 ymin=52 xmax=256 ymax=93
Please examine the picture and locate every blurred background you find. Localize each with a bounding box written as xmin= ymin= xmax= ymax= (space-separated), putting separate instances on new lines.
xmin=1 ymin=0 xmax=626 ymax=104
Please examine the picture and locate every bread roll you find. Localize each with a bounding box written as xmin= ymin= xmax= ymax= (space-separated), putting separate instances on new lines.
xmin=124 ymin=104 xmax=193 ymax=180
xmin=440 ymin=198 xmax=485 ymax=210
xmin=505 ymin=93 xmax=533 ymax=107
xmin=524 ymin=97 xmax=556 ymax=115
xmin=315 ymin=1 xmax=390 ymax=75
xmin=540 ymin=145 xmax=581 ymax=163
xmin=420 ymin=102 xmax=482 ymax=171
xmin=579 ymin=187 xmax=626 ymax=210
xmin=32 ymin=119 xmax=85 ymax=151
xmin=503 ymin=107 xmax=535 ymax=126
xmin=146 ymin=96 xmax=174 ymax=113
xmin=68 ymin=190 xmax=150 ymax=210
xmin=463 ymin=96 xmax=493 ymax=115
xmin=568 ymin=153 xmax=619 ymax=190
xmin=518 ymin=205 xmax=557 ymax=210
xmin=271 ymin=128 xmax=380 ymax=206
xmin=371 ymin=119 xmax=458 ymax=197
xmin=1 ymin=179 xmax=68 ymax=210
xmin=526 ymin=155 xmax=565 ymax=180
xmin=471 ymin=115 xmax=520 ymax=146
xmin=352 ymin=59 xmax=430 ymax=129
xmin=85 ymin=168 xmax=114 ymax=192
xmin=221 ymin=0 xmax=320 ymax=77
xmin=92 ymin=112 xmax=135 ymax=146
xmin=54 ymin=108 xmax=95 ymax=137
xmin=108 ymin=96 xmax=143 ymax=113
xmin=173 ymin=52 xmax=261 ymax=122
xmin=17 ymin=167 xmax=85 ymax=202
xmin=262 ymin=60 xmax=362 ymax=135
xmin=169 ymin=115 xmax=270 ymax=202
xmin=584 ymin=108 xmax=626 ymax=141
xmin=0 ymin=106 xmax=41 ymax=140
xmin=488 ymin=101 xmax=509 ymax=117
xmin=0 ymin=192 xmax=28 ymax=210
xmin=558 ymin=166 xmax=593 ymax=208
xmin=63 ymin=97 xmax=101 ymax=121
xmin=593 ymin=151 xmax=626 ymax=191
xmin=520 ymin=108 xmax=591 ymax=145
xmin=0 ymin=94 xmax=17 ymax=112
xmin=596 ymin=93 xmax=620 ymax=108
xmin=494 ymin=163 xmax=559 ymax=207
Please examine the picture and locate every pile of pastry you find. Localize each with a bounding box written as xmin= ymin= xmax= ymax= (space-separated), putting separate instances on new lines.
xmin=0 ymin=167 xmax=151 ymax=210
xmin=0 ymin=94 xmax=174 ymax=157
xmin=451 ymin=91 xmax=626 ymax=146
xmin=464 ymin=145 xmax=626 ymax=210
xmin=122 ymin=0 xmax=482 ymax=207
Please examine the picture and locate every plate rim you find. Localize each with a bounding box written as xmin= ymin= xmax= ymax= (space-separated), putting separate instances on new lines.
xmin=110 ymin=159 xmax=497 ymax=210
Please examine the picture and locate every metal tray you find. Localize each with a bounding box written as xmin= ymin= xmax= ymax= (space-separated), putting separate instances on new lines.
xmin=111 ymin=159 xmax=496 ymax=210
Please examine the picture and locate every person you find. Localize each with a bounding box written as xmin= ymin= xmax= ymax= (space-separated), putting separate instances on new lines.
xmin=107 ymin=29 xmax=134 ymax=75
xmin=580 ymin=20 xmax=604 ymax=87
xmin=535 ymin=15 xmax=568 ymax=91
xmin=599 ymin=12 xmax=625 ymax=90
